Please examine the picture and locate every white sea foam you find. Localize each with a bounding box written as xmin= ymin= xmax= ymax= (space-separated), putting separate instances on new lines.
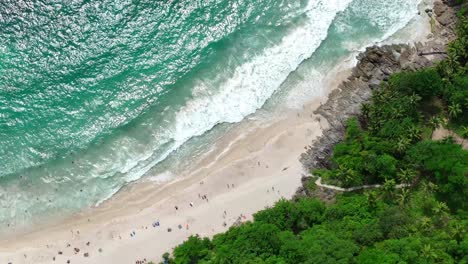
xmin=0 ymin=0 xmax=427 ymax=228
xmin=146 ymin=171 xmax=175 ymax=183
xmin=282 ymin=0 xmax=422 ymax=108
xmin=103 ymin=0 xmax=422 ymax=192
xmin=90 ymin=0 xmax=355 ymax=193
xmin=43 ymin=0 xmax=423 ymax=208
xmin=171 ymin=0 xmax=353 ymax=149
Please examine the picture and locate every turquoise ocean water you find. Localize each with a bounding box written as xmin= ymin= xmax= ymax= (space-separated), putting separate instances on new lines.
xmin=0 ymin=0 xmax=421 ymax=229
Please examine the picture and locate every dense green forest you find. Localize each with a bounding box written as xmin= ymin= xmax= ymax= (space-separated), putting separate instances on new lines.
xmin=159 ymin=12 xmax=468 ymax=264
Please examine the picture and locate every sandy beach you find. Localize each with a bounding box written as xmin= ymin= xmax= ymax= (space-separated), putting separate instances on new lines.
xmin=0 ymin=1 xmax=434 ymax=263
xmin=0 ymin=91 xmax=332 ymax=264
xmin=0 ymin=59 xmax=349 ymax=264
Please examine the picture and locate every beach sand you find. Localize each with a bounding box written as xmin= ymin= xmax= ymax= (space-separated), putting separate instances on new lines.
xmin=0 ymin=60 xmax=350 ymax=263
xmin=0 ymin=90 xmax=332 ymax=264
xmin=0 ymin=2 xmax=434 ymax=263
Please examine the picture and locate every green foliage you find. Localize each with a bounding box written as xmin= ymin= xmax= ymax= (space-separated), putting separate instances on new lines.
xmin=389 ymin=68 xmax=444 ymax=98
xmin=298 ymin=227 xmax=359 ymax=264
xmin=164 ymin=12 xmax=468 ymax=264
xmin=378 ymin=206 xmax=412 ymax=239
xmin=211 ymin=222 xmax=284 ymax=262
xmin=406 ymin=141 xmax=468 ymax=210
xmin=253 ymin=198 xmax=325 ymax=233
xmin=172 ymin=235 xmax=212 ymax=264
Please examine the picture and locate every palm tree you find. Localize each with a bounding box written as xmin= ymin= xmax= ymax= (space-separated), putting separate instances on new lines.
xmin=361 ymin=103 xmax=371 ymax=118
xmin=448 ymin=103 xmax=462 ymax=119
xmin=336 ymin=166 xmax=359 ymax=187
xmin=397 ymin=168 xmax=417 ymax=184
xmin=421 ymin=244 xmax=438 ymax=261
xmin=365 ymin=191 xmax=378 ymax=210
xmin=397 ymin=189 xmax=410 ymax=207
xmin=420 ymin=216 xmax=432 ymax=231
xmin=421 ymin=181 xmax=438 ymax=194
xmin=409 ymin=126 xmax=422 ymax=142
xmin=432 ymin=201 xmax=450 ymax=227
xmin=396 ymin=137 xmax=411 ymax=153
xmin=382 ymin=179 xmax=396 ymax=200
xmin=432 ymin=201 xmax=449 ymax=216
xmin=408 ymin=93 xmax=422 ymax=106
xmin=445 ymin=51 xmax=461 ymax=74
xmin=450 ymin=223 xmax=465 ymax=243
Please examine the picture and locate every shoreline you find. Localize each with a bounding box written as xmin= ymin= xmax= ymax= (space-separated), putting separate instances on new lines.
xmin=0 ymin=1 xmax=442 ymax=263
xmin=0 ymin=56 xmax=350 ymax=264
xmin=0 ymin=88 xmax=332 ymax=264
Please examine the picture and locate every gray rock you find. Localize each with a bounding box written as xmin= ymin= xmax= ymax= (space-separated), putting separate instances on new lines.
xmin=298 ymin=0 xmax=458 ymax=188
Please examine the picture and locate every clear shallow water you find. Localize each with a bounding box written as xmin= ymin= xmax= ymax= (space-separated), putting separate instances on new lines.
xmin=0 ymin=0 xmax=420 ymax=228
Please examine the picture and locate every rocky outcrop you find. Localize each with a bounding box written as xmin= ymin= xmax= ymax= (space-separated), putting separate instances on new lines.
xmin=298 ymin=1 xmax=460 ymax=187
xmin=300 ymin=44 xmax=439 ymax=171
xmin=432 ymin=0 xmax=460 ymax=39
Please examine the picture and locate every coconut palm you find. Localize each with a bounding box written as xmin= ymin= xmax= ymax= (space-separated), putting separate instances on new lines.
xmin=408 ymin=93 xmax=422 ymax=106
xmin=397 ymin=189 xmax=410 ymax=207
xmin=409 ymin=126 xmax=422 ymax=141
xmin=382 ymin=179 xmax=396 ymax=200
xmin=396 ymin=137 xmax=411 ymax=153
xmin=420 ymin=216 xmax=432 ymax=231
xmin=421 ymin=181 xmax=438 ymax=194
xmin=336 ymin=166 xmax=359 ymax=187
xmin=365 ymin=190 xmax=378 ymax=210
xmin=421 ymin=244 xmax=438 ymax=261
xmin=397 ymin=168 xmax=417 ymax=184
xmin=450 ymin=223 xmax=465 ymax=243
xmin=442 ymin=51 xmax=460 ymax=75
xmin=432 ymin=201 xmax=450 ymax=226
xmin=448 ymin=103 xmax=462 ymax=119
xmin=361 ymin=103 xmax=371 ymax=118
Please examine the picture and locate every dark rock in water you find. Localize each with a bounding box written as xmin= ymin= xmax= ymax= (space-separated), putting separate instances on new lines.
xmin=298 ymin=0 xmax=458 ymax=196
xmin=84 ymin=253 xmax=89 ymax=257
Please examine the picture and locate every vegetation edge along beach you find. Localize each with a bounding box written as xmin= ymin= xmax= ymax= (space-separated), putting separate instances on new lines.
xmin=160 ymin=1 xmax=468 ymax=263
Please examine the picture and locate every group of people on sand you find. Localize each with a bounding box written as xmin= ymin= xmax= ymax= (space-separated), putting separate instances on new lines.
xmin=23 ymin=178 xmax=259 ymax=264
xmin=267 ymin=186 xmax=281 ymax=195
xmin=197 ymin=193 xmax=209 ymax=201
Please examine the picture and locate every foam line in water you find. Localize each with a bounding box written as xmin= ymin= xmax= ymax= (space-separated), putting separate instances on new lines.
xmin=170 ymin=0 xmax=353 ymax=151
xmin=100 ymin=0 xmax=355 ymax=194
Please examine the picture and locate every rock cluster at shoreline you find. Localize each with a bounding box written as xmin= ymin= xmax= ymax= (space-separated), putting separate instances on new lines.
xmin=298 ymin=0 xmax=460 ymax=195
